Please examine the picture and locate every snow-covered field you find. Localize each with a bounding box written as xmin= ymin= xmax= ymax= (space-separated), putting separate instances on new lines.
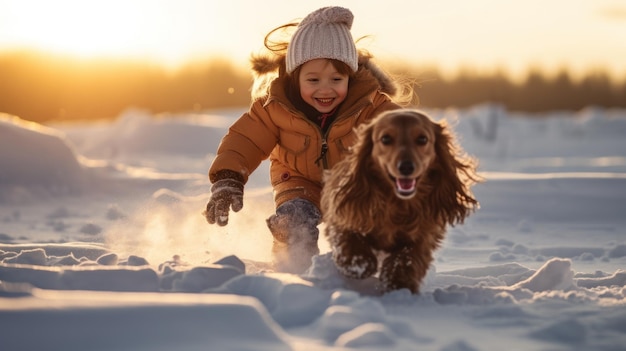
xmin=1 ymin=104 xmax=625 ymax=351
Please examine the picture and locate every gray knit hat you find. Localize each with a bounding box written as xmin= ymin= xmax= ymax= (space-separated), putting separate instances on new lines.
xmin=286 ymin=6 xmax=358 ymax=73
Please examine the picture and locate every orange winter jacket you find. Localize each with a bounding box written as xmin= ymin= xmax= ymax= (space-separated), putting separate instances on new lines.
xmin=209 ymin=59 xmax=401 ymax=210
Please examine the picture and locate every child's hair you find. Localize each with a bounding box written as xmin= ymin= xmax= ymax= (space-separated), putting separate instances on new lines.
xmin=250 ymin=18 xmax=416 ymax=106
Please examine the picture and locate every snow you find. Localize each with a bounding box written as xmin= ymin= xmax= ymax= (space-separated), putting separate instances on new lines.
xmin=1 ymin=104 xmax=626 ymax=350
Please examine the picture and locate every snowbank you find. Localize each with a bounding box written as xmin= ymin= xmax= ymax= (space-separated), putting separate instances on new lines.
xmin=1 ymin=289 xmax=291 ymax=351
xmin=1 ymin=105 xmax=626 ymax=350
xmin=0 ymin=113 xmax=87 ymax=201
xmin=1 ymin=245 xmax=626 ymax=351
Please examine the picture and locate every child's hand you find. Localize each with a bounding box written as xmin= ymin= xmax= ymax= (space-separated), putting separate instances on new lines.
xmin=203 ymin=178 xmax=244 ymax=226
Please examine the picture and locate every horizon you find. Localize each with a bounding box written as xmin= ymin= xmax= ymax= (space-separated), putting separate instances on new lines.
xmin=2 ymin=48 xmax=621 ymax=82
xmin=1 ymin=0 xmax=625 ymax=81
xmin=1 ymin=48 xmax=625 ymax=123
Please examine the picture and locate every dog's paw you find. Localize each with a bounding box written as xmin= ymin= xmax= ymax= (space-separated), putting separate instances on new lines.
xmin=379 ymin=253 xmax=424 ymax=293
xmin=332 ymin=248 xmax=377 ymax=279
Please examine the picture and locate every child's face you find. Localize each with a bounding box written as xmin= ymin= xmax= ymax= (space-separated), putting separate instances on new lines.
xmin=298 ymin=59 xmax=349 ymax=114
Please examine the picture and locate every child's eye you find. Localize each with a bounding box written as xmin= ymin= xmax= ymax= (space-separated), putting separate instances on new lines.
xmin=307 ymin=78 xmax=319 ymax=83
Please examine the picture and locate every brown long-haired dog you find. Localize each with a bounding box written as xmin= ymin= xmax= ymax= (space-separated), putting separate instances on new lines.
xmin=321 ymin=109 xmax=481 ymax=293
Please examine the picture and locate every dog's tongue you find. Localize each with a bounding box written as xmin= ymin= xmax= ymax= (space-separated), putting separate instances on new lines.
xmin=396 ymin=178 xmax=416 ymax=192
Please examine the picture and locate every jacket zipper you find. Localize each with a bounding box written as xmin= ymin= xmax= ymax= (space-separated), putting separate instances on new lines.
xmin=315 ymin=138 xmax=329 ymax=168
xmin=280 ymin=101 xmax=368 ymax=170
xmin=314 ymin=106 xmax=367 ymax=169
xmin=279 ymin=103 xmax=331 ymax=169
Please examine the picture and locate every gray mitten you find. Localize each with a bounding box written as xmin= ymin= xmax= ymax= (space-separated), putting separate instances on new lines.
xmin=204 ymin=170 xmax=244 ymax=226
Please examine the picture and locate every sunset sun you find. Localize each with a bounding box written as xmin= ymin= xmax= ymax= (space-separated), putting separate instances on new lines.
xmin=0 ymin=0 xmax=241 ymax=68
xmin=5 ymin=1 xmax=152 ymax=58
xmin=1 ymin=0 xmax=623 ymax=77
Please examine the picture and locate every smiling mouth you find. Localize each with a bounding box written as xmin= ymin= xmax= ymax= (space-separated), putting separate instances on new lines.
xmin=389 ymin=175 xmax=418 ymax=199
xmin=316 ymin=98 xmax=334 ymax=105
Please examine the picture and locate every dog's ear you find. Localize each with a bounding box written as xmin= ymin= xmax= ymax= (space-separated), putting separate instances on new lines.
xmin=337 ymin=121 xmax=377 ymax=198
xmin=352 ymin=122 xmax=376 ymax=174
xmin=429 ymin=120 xmax=481 ymax=225
xmin=331 ymin=120 xmax=379 ymax=231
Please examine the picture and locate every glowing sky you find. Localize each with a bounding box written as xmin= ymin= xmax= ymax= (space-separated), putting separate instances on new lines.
xmin=1 ymin=0 xmax=624 ymax=79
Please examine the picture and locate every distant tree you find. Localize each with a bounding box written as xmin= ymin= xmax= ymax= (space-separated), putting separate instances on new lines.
xmin=1 ymin=51 xmax=625 ymax=122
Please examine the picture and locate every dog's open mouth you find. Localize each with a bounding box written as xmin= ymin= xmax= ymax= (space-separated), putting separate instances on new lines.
xmin=393 ymin=177 xmax=417 ymax=198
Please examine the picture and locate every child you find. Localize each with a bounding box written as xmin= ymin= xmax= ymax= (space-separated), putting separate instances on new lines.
xmin=204 ymin=6 xmax=409 ymax=273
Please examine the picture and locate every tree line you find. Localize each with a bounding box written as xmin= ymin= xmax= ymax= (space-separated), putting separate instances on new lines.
xmin=1 ymin=51 xmax=624 ymax=123
xmin=407 ymin=66 xmax=625 ymax=113
xmin=0 ymin=52 xmax=251 ymax=122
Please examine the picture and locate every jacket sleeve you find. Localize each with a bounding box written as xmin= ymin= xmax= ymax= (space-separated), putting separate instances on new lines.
xmin=208 ymin=100 xmax=279 ymax=184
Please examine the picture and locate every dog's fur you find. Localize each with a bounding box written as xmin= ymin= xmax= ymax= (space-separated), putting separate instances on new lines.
xmin=321 ymin=109 xmax=480 ymax=293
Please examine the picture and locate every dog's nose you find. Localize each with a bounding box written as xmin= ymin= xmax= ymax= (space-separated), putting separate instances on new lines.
xmin=398 ymin=160 xmax=415 ymax=176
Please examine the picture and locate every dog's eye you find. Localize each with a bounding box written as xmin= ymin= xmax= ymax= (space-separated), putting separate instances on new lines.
xmin=416 ymin=135 xmax=428 ymax=145
xmin=381 ymin=135 xmax=393 ymax=145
